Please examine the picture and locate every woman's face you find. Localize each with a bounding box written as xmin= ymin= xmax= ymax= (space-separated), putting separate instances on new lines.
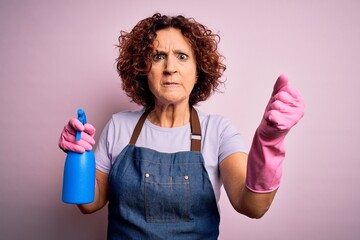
xmin=147 ymin=28 xmax=197 ymax=107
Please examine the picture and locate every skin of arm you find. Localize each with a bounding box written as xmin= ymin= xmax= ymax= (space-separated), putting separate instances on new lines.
xmin=219 ymin=152 xmax=277 ymax=219
xmin=77 ymin=169 xmax=109 ymax=214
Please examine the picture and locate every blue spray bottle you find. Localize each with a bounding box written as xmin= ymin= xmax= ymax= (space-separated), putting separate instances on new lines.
xmin=62 ymin=109 xmax=95 ymax=204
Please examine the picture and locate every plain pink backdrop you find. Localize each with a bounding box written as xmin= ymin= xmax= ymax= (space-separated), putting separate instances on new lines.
xmin=1 ymin=1 xmax=359 ymax=239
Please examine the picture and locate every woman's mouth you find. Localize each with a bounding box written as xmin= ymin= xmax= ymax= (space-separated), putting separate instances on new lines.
xmin=162 ymin=82 xmax=179 ymax=86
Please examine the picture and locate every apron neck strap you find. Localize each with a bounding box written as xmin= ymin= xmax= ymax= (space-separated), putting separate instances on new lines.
xmin=190 ymin=107 xmax=201 ymax=152
xmin=129 ymin=106 xmax=202 ymax=152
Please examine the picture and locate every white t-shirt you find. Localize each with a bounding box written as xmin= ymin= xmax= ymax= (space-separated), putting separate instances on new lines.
xmin=95 ymin=107 xmax=247 ymax=203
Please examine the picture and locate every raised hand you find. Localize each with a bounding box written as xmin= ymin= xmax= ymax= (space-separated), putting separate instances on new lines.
xmin=259 ymin=74 xmax=304 ymax=139
xmin=246 ymin=74 xmax=304 ymax=193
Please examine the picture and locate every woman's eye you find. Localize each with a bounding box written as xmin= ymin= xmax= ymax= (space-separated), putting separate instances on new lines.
xmin=153 ymin=54 xmax=165 ymax=61
xmin=178 ymin=53 xmax=188 ymax=60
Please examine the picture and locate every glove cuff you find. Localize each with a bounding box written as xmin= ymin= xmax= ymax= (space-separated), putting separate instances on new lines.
xmin=245 ymin=129 xmax=286 ymax=193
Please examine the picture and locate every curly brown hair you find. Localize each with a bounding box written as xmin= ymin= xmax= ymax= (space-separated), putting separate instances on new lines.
xmin=116 ymin=13 xmax=226 ymax=108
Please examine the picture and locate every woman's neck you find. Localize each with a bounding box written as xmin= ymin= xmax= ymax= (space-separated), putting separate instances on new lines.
xmin=148 ymin=103 xmax=191 ymax=128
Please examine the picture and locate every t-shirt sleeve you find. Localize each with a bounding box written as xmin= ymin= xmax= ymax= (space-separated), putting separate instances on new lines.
xmin=94 ymin=118 xmax=113 ymax=174
xmin=218 ymin=117 xmax=248 ymax=162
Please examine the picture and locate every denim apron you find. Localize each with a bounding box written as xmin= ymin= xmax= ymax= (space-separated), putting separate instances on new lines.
xmin=107 ymin=107 xmax=220 ymax=239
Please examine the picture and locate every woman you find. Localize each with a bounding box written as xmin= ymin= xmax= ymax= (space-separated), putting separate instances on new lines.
xmin=59 ymin=13 xmax=304 ymax=239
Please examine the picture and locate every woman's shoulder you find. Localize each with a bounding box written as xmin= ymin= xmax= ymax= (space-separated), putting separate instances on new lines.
xmin=110 ymin=108 xmax=145 ymax=123
xmin=195 ymin=107 xmax=241 ymax=137
xmin=195 ymin=107 xmax=232 ymax=125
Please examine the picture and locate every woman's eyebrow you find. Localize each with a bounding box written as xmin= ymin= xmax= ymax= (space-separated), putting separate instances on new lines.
xmin=155 ymin=49 xmax=190 ymax=54
xmin=154 ymin=50 xmax=167 ymax=55
xmin=173 ymin=49 xmax=189 ymax=54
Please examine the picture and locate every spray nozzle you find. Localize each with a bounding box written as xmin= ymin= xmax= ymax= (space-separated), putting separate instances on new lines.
xmin=75 ymin=109 xmax=87 ymax=141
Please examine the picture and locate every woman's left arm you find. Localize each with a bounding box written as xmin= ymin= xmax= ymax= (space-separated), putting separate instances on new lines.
xmin=220 ymin=75 xmax=304 ymax=218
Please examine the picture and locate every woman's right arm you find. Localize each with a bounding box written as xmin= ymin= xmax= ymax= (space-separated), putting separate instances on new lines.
xmin=59 ymin=117 xmax=109 ymax=213
xmin=77 ymin=169 xmax=109 ymax=214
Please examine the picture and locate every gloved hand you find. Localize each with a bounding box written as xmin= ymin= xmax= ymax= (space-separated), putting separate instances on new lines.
xmin=246 ymin=74 xmax=304 ymax=193
xmin=58 ymin=118 xmax=96 ymax=153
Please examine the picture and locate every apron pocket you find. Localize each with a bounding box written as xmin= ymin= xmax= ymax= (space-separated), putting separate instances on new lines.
xmin=144 ymin=173 xmax=190 ymax=222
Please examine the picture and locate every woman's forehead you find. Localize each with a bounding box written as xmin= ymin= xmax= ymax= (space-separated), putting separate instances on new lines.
xmin=153 ymin=28 xmax=193 ymax=52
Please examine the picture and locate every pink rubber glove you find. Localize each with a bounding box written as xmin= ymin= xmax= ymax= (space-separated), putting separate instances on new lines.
xmin=246 ymin=74 xmax=304 ymax=193
xmin=58 ymin=118 xmax=96 ymax=153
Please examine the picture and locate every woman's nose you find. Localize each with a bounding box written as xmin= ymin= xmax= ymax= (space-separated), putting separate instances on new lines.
xmin=164 ymin=56 xmax=177 ymax=74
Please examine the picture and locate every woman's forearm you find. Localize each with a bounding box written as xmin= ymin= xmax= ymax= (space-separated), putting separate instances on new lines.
xmin=77 ymin=169 xmax=109 ymax=214
xmin=237 ymin=187 xmax=278 ymax=219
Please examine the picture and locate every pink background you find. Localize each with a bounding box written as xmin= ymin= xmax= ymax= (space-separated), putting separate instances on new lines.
xmin=1 ymin=1 xmax=359 ymax=239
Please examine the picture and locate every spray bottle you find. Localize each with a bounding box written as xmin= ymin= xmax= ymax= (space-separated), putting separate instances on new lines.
xmin=62 ymin=109 xmax=95 ymax=204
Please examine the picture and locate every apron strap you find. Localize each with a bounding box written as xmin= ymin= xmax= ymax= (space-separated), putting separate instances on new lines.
xmin=129 ymin=108 xmax=152 ymax=145
xmin=190 ymin=107 xmax=202 ymax=152
xmin=129 ymin=106 xmax=202 ymax=152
